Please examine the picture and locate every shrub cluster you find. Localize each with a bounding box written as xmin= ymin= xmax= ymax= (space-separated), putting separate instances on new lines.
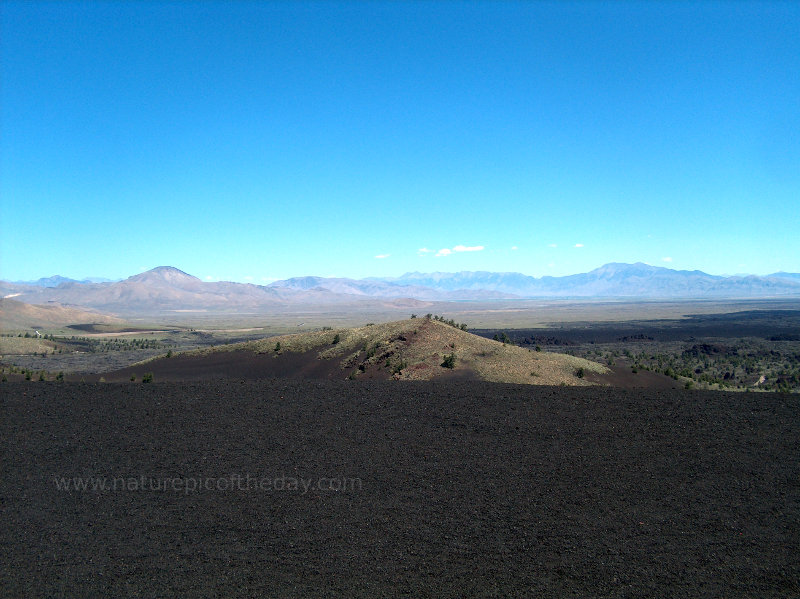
xmin=424 ymin=314 xmax=468 ymax=331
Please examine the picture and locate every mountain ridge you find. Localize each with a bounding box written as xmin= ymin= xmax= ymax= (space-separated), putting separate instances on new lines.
xmin=2 ymin=263 xmax=799 ymax=317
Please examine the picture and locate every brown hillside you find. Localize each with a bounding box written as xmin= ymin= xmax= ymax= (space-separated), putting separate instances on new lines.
xmin=165 ymin=318 xmax=609 ymax=385
xmin=0 ymin=298 xmax=124 ymax=330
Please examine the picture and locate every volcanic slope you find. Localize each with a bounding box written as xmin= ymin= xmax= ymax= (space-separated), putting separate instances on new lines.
xmin=0 ymin=298 xmax=124 ymax=330
xmin=118 ymin=318 xmax=607 ymax=385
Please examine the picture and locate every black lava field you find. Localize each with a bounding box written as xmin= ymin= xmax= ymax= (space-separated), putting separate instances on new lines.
xmin=1 ymin=380 xmax=798 ymax=597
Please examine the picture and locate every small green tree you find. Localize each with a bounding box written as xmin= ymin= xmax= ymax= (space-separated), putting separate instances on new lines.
xmin=274 ymin=342 xmax=281 ymax=352
xmin=166 ymin=349 xmax=173 ymax=358
xmin=441 ymin=353 xmax=456 ymax=369
xmin=332 ymin=333 xmax=340 ymax=344
xmin=576 ymin=367 xmax=585 ymax=379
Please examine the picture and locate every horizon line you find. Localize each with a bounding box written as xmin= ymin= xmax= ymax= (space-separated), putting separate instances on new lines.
xmin=5 ymin=261 xmax=799 ymax=285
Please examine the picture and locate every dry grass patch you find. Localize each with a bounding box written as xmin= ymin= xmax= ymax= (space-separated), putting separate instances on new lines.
xmin=0 ymin=337 xmax=57 ymax=355
xmin=182 ymin=318 xmax=608 ymax=386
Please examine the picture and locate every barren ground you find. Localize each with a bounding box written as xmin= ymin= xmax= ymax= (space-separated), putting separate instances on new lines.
xmin=1 ymin=381 xmax=798 ymax=597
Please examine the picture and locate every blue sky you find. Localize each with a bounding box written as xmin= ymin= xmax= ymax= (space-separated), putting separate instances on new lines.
xmin=2 ymin=1 xmax=798 ymax=283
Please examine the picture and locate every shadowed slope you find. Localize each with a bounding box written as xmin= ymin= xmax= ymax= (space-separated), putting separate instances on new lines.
xmin=122 ymin=318 xmax=608 ymax=385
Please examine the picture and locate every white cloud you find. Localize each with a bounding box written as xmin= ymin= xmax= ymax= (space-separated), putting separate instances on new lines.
xmin=574 ymin=243 xmax=584 ymax=248
xmin=418 ymin=247 xmax=434 ymax=254
xmin=374 ymin=254 xmax=390 ymax=259
xmin=548 ymin=243 xmax=557 ymax=248
xmin=433 ymin=244 xmax=485 ymax=257
xmin=244 ymin=275 xmax=254 ymax=281
xmin=662 ymin=257 xmax=673 ymax=263
xmin=511 ymin=246 xmax=518 ymax=250
xmin=204 ymin=276 xmax=214 ymax=281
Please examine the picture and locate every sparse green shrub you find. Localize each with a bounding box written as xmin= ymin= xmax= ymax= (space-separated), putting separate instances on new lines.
xmin=332 ymin=333 xmax=340 ymax=344
xmin=535 ymin=345 xmax=541 ymax=352
xmin=685 ymin=381 xmax=694 ymax=390
xmin=166 ymin=350 xmax=173 ymax=358
xmin=142 ymin=372 xmax=154 ymax=383
xmin=441 ymin=353 xmax=456 ymax=369
xmin=130 ymin=375 xmax=136 ymax=382
xmin=25 ymin=371 xmax=31 ymax=381
xmin=576 ymin=367 xmax=585 ymax=379
xmin=56 ymin=372 xmax=64 ymax=381
xmin=410 ymin=314 xmax=417 ymax=319
xmin=274 ymin=342 xmax=281 ymax=352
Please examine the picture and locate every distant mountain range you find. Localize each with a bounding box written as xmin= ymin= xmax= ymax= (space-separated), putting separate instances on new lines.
xmin=265 ymin=275 xmax=513 ymax=300
xmin=0 ymin=267 xmax=427 ymax=316
xmin=274 ymin=263 xmax=800 ymax=299
xmin=2 ymin=263 xmax=799 ymax=317
xmin=13 ymin=275 xmax=117 ymax=287
xmin=364 ymin=263 xmax=800 ymax=298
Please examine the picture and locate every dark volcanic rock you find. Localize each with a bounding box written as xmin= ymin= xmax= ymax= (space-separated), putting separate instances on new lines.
xmin=1 ymin=382 xmax=798 ymax=597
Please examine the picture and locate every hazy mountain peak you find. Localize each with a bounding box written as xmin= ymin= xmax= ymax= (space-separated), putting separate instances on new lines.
xmin=127 ymin=266 xmax=199 ymax=283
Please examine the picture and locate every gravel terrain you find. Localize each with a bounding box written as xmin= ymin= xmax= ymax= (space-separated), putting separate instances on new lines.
xmin=1 ymin=381 xmax=798 ymax=597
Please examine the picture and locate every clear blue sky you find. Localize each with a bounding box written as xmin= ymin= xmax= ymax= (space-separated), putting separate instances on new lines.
xmin=2 ymin=1 xmax=798 ymax=283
